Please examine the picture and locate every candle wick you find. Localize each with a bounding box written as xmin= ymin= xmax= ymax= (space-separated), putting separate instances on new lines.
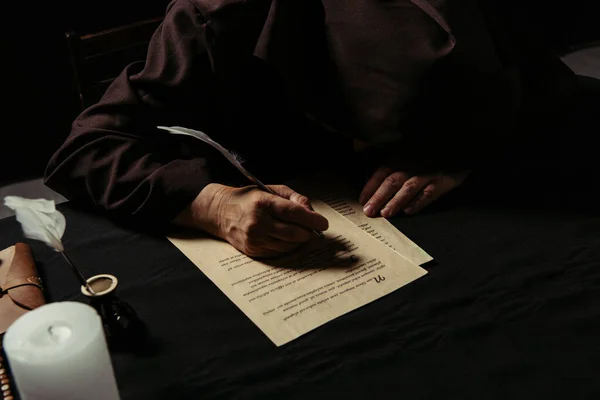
xmin=47 ymin=323 xmax=72 ymax=343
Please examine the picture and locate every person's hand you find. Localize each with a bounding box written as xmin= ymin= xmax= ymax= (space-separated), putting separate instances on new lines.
xmin=359 ymin=168 xmax=470 ymax=218
xmin=174 ymin=183 xmax=329 ymax=257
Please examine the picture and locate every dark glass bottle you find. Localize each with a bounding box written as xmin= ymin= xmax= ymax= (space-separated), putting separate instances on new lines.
xmin=81 ymin=274 xmax=146 ymax=352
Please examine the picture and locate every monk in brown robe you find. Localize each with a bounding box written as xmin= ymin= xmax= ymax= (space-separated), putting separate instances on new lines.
xmin=45 ymin=0 xmax=591 ymax=257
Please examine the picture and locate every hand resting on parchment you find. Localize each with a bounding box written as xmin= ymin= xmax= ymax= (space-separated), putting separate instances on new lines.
xmin=353 ymin=139 xmax=471 ymax=218
xmin=359 ymin=167 xmax=471 ymax=218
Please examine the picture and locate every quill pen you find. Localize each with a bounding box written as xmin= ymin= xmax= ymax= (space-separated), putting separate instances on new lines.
xmin=157 ymin=126 xmax=324 ymax=237
xmin=157 ymin=126 xmax=277 ymax=195
xmin=4 ymin=196 xmax=94 ymax=293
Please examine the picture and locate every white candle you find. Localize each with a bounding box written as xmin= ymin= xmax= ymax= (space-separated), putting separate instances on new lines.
xmin=3 ymin=302 xmax=120 ymax=400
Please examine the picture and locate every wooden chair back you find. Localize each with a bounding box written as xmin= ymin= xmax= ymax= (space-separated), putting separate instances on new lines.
xmin=65 ymin=17 xmax=163 ymax=110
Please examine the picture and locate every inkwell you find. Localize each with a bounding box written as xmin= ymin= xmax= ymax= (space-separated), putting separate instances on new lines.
xmin=4 ymin=196 xmax=146 ymax=352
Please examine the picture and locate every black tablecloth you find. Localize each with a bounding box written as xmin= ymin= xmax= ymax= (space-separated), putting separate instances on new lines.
xmin=2 ymin=172 xmax=600 ymax=399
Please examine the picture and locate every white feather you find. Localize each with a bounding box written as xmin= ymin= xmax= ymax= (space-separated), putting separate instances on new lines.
xmin=157 ymin=126 xmax=247 ymax=174
xmin=4 ymin=196 xmax=66 ymax=252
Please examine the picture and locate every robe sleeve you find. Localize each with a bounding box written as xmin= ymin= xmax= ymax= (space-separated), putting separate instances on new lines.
xmin=45 ymin=0 xmax=222 ymax=227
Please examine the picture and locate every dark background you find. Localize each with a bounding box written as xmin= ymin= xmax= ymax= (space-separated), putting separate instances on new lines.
xmin=2 ymin=0 xmax=171 ymax=186
xmin=2 ymin=0 xmax=599 ymax=185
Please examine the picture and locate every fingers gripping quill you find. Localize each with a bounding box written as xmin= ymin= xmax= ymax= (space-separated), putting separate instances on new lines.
xmin=158 ymin=126 xmax=325 ymax=237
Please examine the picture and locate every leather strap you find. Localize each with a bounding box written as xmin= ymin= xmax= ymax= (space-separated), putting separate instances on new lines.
xmin=0 ymin=276 xmax=43 ymax=297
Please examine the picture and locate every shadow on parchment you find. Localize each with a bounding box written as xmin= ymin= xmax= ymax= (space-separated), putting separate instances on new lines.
xmin=259 ymin=234 xmax=364 ymax=270
xmin=168 ymin=228 xmax=363 ymax=270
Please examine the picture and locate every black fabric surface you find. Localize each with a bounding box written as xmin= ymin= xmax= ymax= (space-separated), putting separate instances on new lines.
xmin=1 ymin=172 xmax=600 ymax=400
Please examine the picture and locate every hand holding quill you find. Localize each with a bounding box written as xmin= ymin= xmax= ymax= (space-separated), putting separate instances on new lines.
xmin=158 ymin=126 xmax=324 ymax=237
